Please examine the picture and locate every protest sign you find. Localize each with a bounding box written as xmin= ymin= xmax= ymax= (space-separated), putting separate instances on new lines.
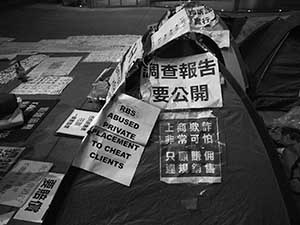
xmin=73 ymin=94 xmax=160 ymax=186
xmin=14 ymin=172 xmax=64 ymax=223
xmin=56 ymin=109 xmax=97 ymax=138
xmin=0 ymin=160 xmax=53 ymax=207
xmin=0 ymin=146 xmax=25 ymax=174
xmin=141 ymin=52 xmax=222 ymax=109
xmin=159 ymin=111 xmax=222 ymax=184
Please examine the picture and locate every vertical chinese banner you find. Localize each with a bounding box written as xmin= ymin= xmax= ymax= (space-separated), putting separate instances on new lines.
xmin=159 ymin=111 xmax=223 ymax=184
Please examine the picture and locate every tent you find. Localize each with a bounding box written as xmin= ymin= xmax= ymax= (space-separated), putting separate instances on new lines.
xmin=43 ymin=3 xmax=296 ymax=225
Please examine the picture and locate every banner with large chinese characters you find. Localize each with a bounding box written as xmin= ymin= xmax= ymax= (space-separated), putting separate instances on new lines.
xmin=73 ymin=94 xmax=160 ymax=186
xmin=140 ymin=52 xmax=223 ymax=109
xmin=159 ymin=111 xmax=222 ymax=184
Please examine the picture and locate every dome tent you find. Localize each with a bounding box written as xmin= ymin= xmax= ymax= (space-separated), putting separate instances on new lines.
xmin=44 ymin=3 xmax=293 ymax=225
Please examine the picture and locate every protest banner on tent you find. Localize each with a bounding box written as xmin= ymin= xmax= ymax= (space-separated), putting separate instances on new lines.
xmin=140 ymin=52 xmax=223 ymax=109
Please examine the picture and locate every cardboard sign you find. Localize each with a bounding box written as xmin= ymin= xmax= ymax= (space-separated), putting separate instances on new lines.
xmin=73 ymin=94 xmax=160 ymax=186
xmin=27 ymin=57 xmax=81 ymax=78
xmin=0 ymin=146 xmax=25 ymax=174
xmin=11 ymin=76 xmax=73 ymax=95
xmin=159 ymin=111 xmax=222 ymax=184
xmin=56 ymin=109 xmax=98 ymax=138
xmin=0 ymin=160 xmax=53 ymax=207
xmin=14 ymin=172 xmax=64 ymax=223
xmin=141 ymin=52 xmax=222 ymax=109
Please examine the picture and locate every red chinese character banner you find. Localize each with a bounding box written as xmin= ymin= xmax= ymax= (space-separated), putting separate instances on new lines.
xmin=159 ymin=111 xmax=223 ymax=184
xmin=140 ymin=52 xmax=223 ymax=110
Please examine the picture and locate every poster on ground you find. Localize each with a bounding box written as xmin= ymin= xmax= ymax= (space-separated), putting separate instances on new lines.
xmin=73 ymin=94 xmax=160 ymax=186
xmin=140 ymin=52 xmax=223 ymax=109
xmin=159 ymin=111 xmax=222 ymax=184
xmin=0 ymin=160 xmax=53 ymax=207
xmin=56 ymin=109 xmax=98 ymax=138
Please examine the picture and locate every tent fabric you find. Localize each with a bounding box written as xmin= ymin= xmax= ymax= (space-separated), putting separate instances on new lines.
xmin=44 ymin=5 xmax=292 ymax=225
xmin=46 ymin=59 xmax=290 ymax=225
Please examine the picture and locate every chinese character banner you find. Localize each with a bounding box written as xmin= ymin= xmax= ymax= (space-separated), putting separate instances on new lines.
xmin=159 ymin=111 xmax=222 ymax=184
xmin=141 ymin=52 xmax=223 ymax=110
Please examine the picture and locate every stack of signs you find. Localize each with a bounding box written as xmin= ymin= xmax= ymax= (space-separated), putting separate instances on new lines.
xmin=14 ymin=172 xmax=64 ymax=223
xmin=0 ymin=146 xmax=25 ymax=174
xmin=150 ymin=5 xmax=230 ymax=53
xmin=140 ymin=52 xmax=222 ymax=109
xmin=56 ymin=109 xmax=98 ymax=138
xmin=159 ymin=111 xmax=222 ymax=184
xmin=11 ymin=57 xmax=81 ymax=95
xmin=0 ymin=160 xmax=53 ymax=207
xmin=73 ymin=94 xmax=160 ymax=186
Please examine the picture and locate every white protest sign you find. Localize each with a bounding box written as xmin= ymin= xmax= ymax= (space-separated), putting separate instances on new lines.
xmin=14 ymin=172 xmax=64 ymax=223
xmin=73 ymin=94 xmax=160 ymax=186
xmin=186 ymin=5 xmax=217 ymax=29
xmin=73 ymin=128 xmax=144 ymax=186
xmin=97 ymin=93 xmax=161 ymax=145
xmin=56 ymin=109 xmax=98 ymax=138
xmin=0 ymin=160 xmax=53 ymax=207
xmin=141 ymin=52 xmax=223 ymax=109
xmin=0 ymin=146 xmax=25 ymax=173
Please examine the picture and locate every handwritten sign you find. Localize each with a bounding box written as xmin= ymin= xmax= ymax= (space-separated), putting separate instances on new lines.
xmin=14 ymin=172 xmax=64 ymax=223
xmin=73 ymin=94 xmax=160 ymax=186
xmin=159 ymin=111 xmax=222 ymax=184
xmin=0 ymin=160 xmax=53 ymax=207
xmin=141 ymin=52 xmax=222 ymax=109
xmin=56 ymin=109 xmax=97 ymax=138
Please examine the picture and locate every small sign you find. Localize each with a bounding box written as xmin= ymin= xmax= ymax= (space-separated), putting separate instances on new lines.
xmin=0 ymin=146 xmax=25 ymax=174
xmin=56 ymin=109 xmax=98 ymax=138
xmin=159 ymin=111 xmax=222 ymax=184
xmin=0 ymin=160 xmax=53 ymax=207
xmin=141 ymin=52 xmax=223 ymax=109
xmin=14 ymin=172 xmax=64 ymax=223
